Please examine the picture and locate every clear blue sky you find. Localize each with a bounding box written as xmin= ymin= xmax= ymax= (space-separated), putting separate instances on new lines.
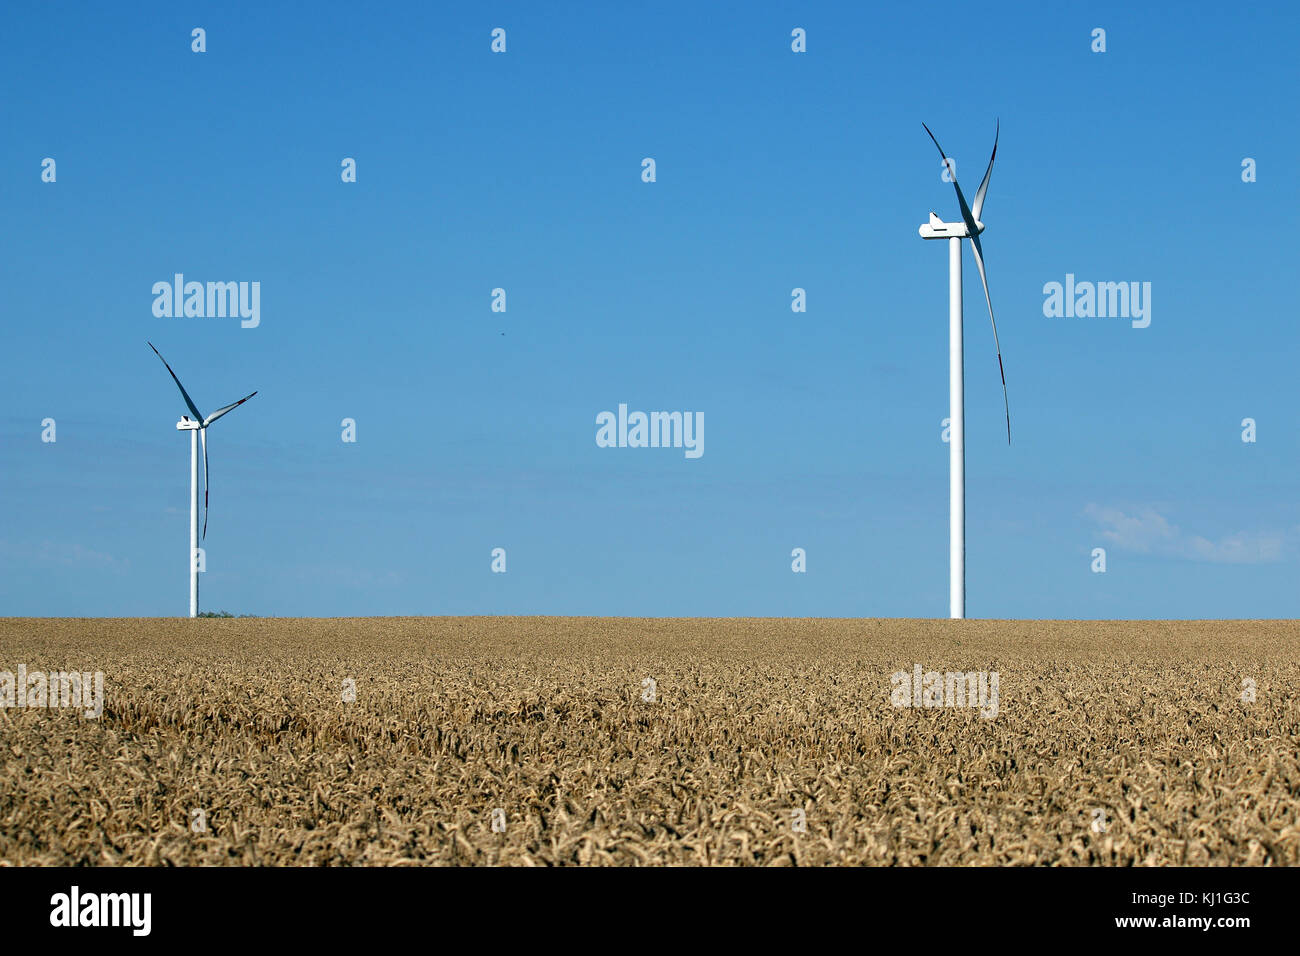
xmin=2 ymin=1 xmax=1297 ymax=618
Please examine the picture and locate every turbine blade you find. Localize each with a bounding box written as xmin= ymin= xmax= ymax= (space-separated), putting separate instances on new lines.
xmin=203 ymin=391 xmax=257 ymax=427
xmin=922 ymin=123 xmax=979 ymax=235
xmin=148 ymin=342 xmax=204 ymax=422
xmin=969 ymin=234 xmax=1011 ymax=444
xmin=201 ymin=427 xmax=209 ymax=539
xmin=971 ymin=119 xmax=999 ymax=222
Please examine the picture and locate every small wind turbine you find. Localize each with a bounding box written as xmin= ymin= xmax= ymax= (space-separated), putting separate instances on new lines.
xmin=148 ymin=342 xmax=257 ymax=618
xmin=917 ymin=122 xmax=1009 ymax=620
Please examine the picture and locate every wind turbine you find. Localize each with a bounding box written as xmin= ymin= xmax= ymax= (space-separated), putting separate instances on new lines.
xmin=917 ymin=122 xmax=1009 ymax=620
xmin=148 ymin=342 xmax=257 ymax=618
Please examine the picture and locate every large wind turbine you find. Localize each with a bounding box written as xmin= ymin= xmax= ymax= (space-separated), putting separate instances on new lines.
xmin=148 ymin=343 xmax=257 ymax=618
xmin=918 ymin=122 xmax=1009 ymax=620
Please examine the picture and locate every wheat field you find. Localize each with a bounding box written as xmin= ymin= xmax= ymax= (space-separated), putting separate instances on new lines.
xmin=1 ymin=617 xmax=1297 ymax=866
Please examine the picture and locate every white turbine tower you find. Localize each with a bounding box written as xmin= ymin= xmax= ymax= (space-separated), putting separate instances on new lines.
xmin=148 ymin=343 xmax=257 ymax=618
xmin=917 ymin=122 xmax=1009 ymax=620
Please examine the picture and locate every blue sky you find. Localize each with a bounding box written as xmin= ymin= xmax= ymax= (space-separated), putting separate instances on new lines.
xmin=2 ymin=1 xmax=1297 ymax=618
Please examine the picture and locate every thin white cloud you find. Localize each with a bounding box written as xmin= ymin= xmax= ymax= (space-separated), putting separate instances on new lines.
xmin=0 ymin=539 xmax=131 ymax=573
xmin=1084 ymin=505 xmax=1285 ymax=564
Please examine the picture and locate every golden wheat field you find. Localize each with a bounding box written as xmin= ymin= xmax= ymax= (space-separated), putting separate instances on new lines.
xmin=1 ymin=617 xmax=1297 ymax=866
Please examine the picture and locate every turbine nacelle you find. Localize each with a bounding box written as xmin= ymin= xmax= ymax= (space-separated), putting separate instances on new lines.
xmin=176 ymin=417 xmax=200 ymax=430
xmin=919 ymin=212 xmax=985 ymax=240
